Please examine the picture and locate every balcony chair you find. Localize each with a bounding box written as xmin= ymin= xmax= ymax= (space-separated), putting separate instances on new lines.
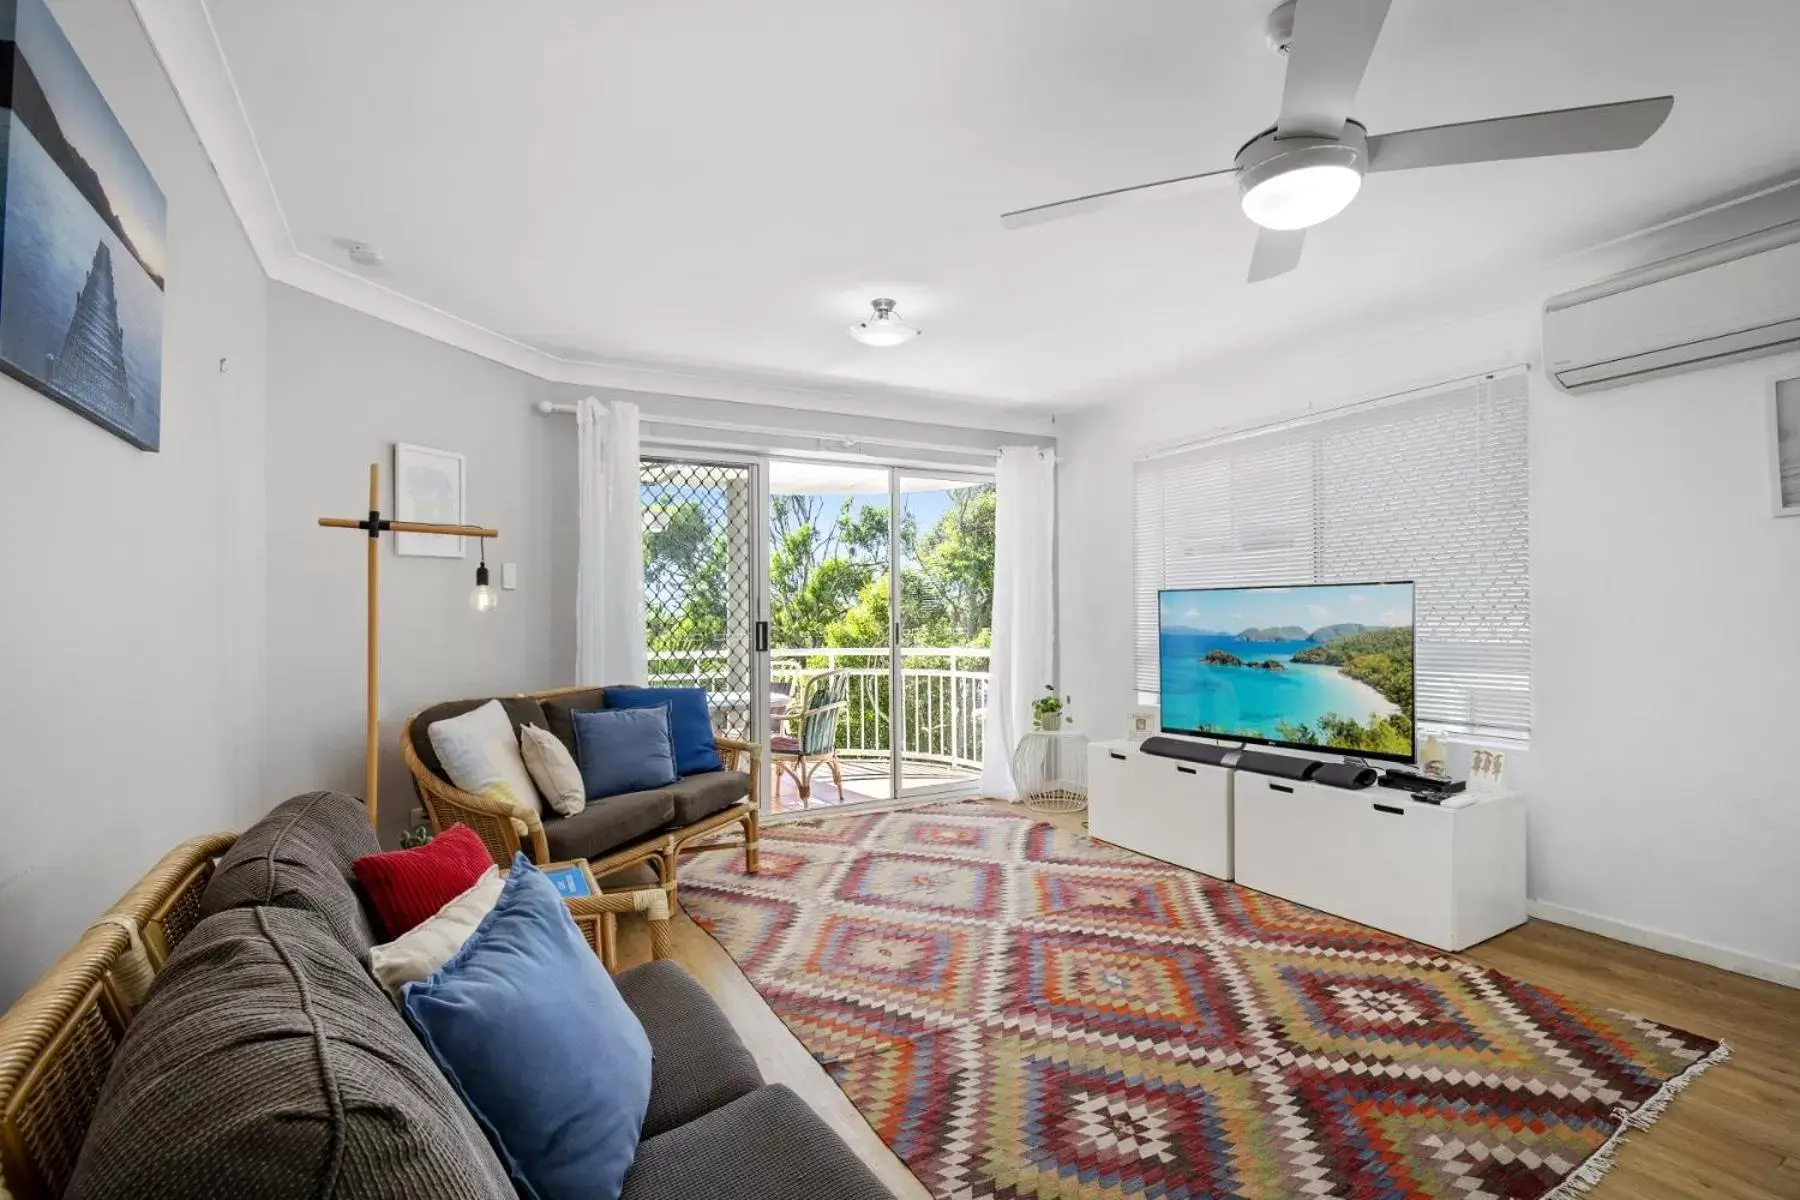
xmin=771 ymin=669 xmax=849 ymax=808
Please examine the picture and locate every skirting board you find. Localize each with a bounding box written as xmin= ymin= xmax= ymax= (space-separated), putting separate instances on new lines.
xmin=1528 ymin=899 xmax=1800 ymax=990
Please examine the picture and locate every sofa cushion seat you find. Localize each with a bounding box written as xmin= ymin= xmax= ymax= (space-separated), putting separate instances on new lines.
xmin=621 ymin=1085 xmax=895 ymax=1200
xmin=543 ymin=787 xmax=676 ymax=861
xmin=616 ymin=961 xmax=762 ymax=1138
xmin=665 ymin=771 xmax=751 ymax=825
xmin=199 ymin=790 xmax=381 ymax=959
xmin=67 ymin=907 xmax=513 ymax=1200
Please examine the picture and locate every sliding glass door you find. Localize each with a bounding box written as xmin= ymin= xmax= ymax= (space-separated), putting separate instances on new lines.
xmin=895 ymin=475 xmax=994 ymax=795
xmin=639 ymin=452 xmax=994 ymax=814
xmin=762 ymin=463 xmax=994 ymax=811
xmin=767 ymin=462 xmax=892 ymax=810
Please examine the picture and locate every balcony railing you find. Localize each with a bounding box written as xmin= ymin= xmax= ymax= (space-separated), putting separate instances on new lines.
xmin=646 ymin=646 xmax=990 ymax=772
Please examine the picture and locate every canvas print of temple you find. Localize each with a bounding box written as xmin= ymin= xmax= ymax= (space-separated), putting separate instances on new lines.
xmin=0 ymin=0 xmax=165 ymax=450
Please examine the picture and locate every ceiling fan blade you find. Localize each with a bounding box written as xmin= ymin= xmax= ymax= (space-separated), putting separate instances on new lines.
xmin=1000 ymin=166 xmax=1236 ymax=230
xmin=1366 ymin=96 xmax=1674 ymax=173
xmin=1248 ymin=227 xmax=1307 ymax=282
xmin=1277 ymin=0 xmax=1393 ymax=138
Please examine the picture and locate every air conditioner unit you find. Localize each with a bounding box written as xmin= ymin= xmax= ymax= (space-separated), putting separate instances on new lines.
xmin=1544 ymin=220 xmax=1800 ymax=392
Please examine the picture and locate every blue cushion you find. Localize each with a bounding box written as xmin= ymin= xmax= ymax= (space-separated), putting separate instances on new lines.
xmin=571 ymin=707 xmax=678 ymax=801
xmin=401 ymin=856 xmax=652 ymax=1200
xmin=603 ymin=686 xmax=723 ymax=775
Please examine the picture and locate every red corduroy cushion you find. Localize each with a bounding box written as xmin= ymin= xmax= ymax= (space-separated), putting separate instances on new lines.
xmin=353 ymin=823 xmax=495 ymax=939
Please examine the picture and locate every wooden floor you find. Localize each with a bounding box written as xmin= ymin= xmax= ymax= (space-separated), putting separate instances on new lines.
xmin=614 ymin=804 xmax=1800 ymax=1200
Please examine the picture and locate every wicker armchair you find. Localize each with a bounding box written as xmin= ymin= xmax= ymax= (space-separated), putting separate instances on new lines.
xmin=771 ymin=670 xmax=849 ymax=808
xmin=401 ymin=685 xmax=762 ymax=909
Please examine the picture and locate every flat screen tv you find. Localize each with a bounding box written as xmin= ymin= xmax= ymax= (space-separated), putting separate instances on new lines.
xmin=1158 ymin=581 xmax=1415 ymax=763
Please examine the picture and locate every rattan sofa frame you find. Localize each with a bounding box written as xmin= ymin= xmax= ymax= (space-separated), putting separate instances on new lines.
xmin=0 ymin=823 xmax=675 ymax=1199
xmin=400 ymin=685 xmax=763 ymax=908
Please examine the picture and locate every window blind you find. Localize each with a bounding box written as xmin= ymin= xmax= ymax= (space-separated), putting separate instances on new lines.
xmin=1133 ymin=369 xmax=1530 ymax=741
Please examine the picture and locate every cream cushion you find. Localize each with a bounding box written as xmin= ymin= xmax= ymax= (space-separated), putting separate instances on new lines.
xmin=520 ymin=723 xmax=586 ymax=817
xmin=368 ymin=867 xmax=504 ymax=997
xmin=427 ymin=699 xmax=541 ymax=814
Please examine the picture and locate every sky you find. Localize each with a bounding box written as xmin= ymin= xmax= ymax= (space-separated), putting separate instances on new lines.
xmin=15 ymin=0 xmax=167 ymax=277
xmin=782 ymin=487 xmax=955 ymax=564
xmin=1161 ymin=583 xmax=1414 ymax=634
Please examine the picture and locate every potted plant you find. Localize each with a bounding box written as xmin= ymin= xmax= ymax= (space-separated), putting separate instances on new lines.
xmin=1033 ymin=686 xmax=1073 ymax=731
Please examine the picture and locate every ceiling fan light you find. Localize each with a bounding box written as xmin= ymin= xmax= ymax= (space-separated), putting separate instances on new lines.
xmin=1233 ymin=129 xmax=1367 ymax=232
xmin=1240 ymin=162 xmax=1362 ymax=230
xmin=848 ymin=298 xmax=921 ymax=347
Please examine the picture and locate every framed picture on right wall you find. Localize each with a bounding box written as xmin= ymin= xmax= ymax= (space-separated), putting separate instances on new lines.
xmin=1773 ymin=377 xmax=1800 ymax=517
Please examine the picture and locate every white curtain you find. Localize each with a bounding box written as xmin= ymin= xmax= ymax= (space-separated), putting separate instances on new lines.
xmin=979 ymin=445 xmax=1056 ymax=798
xmin=576 ymin=395 xmax=648 ymax=685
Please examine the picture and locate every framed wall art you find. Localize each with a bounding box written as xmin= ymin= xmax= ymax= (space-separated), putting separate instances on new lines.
xmin=393 ymin=443 xmax=467 ymax=557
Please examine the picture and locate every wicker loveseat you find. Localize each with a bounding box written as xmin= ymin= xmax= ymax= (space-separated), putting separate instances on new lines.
xmin=401 ymin=685 xmax=762 ymax=907
xmin=0 ymin=792 xmax=893 ymax=1200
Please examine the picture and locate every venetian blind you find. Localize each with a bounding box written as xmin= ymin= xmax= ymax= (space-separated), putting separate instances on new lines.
xmin=1132 ymin=369 xmax=1531 ymax=740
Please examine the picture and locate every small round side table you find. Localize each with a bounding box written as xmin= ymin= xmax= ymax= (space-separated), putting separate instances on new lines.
xmin=1012 ymin=729 xmax=1089 ymax=813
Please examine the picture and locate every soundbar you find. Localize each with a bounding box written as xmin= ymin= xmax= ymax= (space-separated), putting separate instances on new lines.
xmin=1233 ymin=749 xmax=1322 ymax=781
xmin=1311 ymin=761 xmax=1378 ymax=789
xmin=1139 ymin=736 xmax=1236 ymax=766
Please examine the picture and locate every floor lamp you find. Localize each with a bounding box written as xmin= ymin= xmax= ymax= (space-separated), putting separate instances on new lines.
xmin=319 ymin=462 xmax=500 ymax=831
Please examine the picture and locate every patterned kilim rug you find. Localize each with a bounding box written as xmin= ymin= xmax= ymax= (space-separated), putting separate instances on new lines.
xmin=682 ymin=801 xmax=1728 ymax=1200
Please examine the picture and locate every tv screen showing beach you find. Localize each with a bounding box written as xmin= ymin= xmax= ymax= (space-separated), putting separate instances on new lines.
xmin=1159 ymin=582 xmax=1415 ymax=762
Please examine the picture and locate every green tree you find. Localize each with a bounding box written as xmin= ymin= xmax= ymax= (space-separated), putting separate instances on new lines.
xmin=641 ymin=482 xmax=996 ymax=656
xmin=643 ymin=498 xmax=726 ymax=653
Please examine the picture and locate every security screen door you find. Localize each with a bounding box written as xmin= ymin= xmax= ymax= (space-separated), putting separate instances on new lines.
xmin=639 ymin=458 xmax=760 ymax=741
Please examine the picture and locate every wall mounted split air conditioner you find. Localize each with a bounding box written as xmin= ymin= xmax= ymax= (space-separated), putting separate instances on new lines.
xmin=1544 ymin=220 xmax=1800 ymax=392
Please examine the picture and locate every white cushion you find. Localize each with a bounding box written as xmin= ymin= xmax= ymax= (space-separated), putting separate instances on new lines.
xmin=368 ymin=866 xmax=504 ymax=997
xmin=520 ymin=723 xmax=586 ymax=817
xmin=427 ymin=699 xmax=541 ymax=813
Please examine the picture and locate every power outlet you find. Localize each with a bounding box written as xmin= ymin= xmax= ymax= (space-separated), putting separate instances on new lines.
xmin=409 ymin=806 xmax=426 ymax=826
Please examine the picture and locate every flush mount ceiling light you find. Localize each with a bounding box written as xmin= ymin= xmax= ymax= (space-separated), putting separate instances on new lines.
xmin=848 ymin=298 xmax=921 ymax=347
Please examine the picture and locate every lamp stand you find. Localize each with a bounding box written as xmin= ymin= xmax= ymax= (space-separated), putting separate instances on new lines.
xmin=319 ymin=462 xmax=499 ymax=830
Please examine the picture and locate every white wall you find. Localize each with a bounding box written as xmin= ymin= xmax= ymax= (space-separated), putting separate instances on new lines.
xmin=261 ymin=285 xmax=569 ymax=847
xmin=0 ymin=0 xmax=269 ymax=1003
xmin=1058 ymin=311 xmax=1800 ymax=983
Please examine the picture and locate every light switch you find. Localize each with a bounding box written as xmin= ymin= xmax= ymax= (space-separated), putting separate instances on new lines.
xmin=501 ymin=562 xmax=518 ymax=590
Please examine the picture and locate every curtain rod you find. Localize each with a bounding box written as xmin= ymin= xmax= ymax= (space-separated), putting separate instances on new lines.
xmin=1134 ymin=362 xmax=1530 ymax=463
xmin=532 ymin=398 xmax=1060 ymax=459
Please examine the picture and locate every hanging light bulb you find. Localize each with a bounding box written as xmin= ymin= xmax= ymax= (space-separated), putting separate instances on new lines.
xmin=470 ymin=538 xmax=498 ymax=613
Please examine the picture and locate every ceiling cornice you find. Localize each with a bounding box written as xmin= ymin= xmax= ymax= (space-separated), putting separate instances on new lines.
xmin=129 ymin=0 xmax=1055 ymax=436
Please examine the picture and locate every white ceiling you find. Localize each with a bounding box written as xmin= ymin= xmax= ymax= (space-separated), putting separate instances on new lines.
xmin=178 ymin=0 xmax=1800 ymax=411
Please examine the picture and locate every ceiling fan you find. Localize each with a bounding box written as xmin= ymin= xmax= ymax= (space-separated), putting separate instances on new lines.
xmin=1000 ymin=0 xmax=1674 ymax=282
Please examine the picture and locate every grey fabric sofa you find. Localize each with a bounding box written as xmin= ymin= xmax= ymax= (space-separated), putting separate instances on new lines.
xmin=64 ymin=791 xmax=892 ymax=1200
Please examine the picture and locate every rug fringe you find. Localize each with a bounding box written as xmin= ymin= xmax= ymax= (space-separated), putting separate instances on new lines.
xmin=1539 ymin=1042 xmax=1732 ymax=1200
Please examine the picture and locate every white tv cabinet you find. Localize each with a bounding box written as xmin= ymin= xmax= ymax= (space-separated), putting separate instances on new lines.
xmin=1086 ymin=737 xmax=1527 ymax=952
xmin=1233 ymin=772 xmax=1525 ymax=951
xmin=1088 ymin=739 xmax=1233 ymax=879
